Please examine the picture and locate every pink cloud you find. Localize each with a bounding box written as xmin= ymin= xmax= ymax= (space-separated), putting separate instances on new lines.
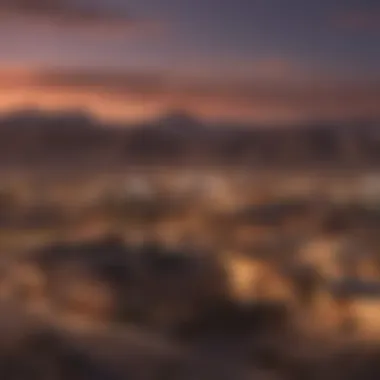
xmin=0 ymin=0 xmax=129 ymax=22
xmin=0 ymin=66 xmax=378 ymax=124
xmin=0 ymin=0 xmax=163 ymax=36
xmin=334 ymin=9 xmax=380 ymax=31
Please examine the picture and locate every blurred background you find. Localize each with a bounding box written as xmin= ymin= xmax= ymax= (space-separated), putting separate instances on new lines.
xmin=0 ymin=1 xmax=380 ymax=379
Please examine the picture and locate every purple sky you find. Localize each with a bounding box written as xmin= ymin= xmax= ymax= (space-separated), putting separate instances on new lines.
xmin=0 ymin=0 xmax=378 ymax=123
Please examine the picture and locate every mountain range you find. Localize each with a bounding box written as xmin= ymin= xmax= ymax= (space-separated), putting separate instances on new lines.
xmin=0 ymin=109 xmax=378 ymax=170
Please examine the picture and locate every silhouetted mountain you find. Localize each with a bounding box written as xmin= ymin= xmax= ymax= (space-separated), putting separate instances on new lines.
xmin=0 ymin=109 xmax=98 ymax=131
xmin=0 ymin=108 xmax=379 ymax=169
xmin=156 ymin=110 xmax=203 ymax=131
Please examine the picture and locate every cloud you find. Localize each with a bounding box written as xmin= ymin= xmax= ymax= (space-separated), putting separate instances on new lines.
xmin=0 ymin=0 xmax=126 ymax=21
xmin=0 ymin=67 xmax=379 ymax=124
xmin=0 ymin=0 xmax=159 ymax=34
xmin=34 ymin=69 xmax=168 ymax=93
xmin=334 ymin=9 xmax=380 ymax=31
xmin=173 ymin=57 xmax=307 ymax=85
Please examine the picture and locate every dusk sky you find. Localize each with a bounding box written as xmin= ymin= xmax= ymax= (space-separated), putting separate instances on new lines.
xmin=0 ymin=0 xmax=379 ymax=124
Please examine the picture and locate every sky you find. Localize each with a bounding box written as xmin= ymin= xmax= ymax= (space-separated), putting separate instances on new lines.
xmin=0 ymin=0 xmax=379 ymax=124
